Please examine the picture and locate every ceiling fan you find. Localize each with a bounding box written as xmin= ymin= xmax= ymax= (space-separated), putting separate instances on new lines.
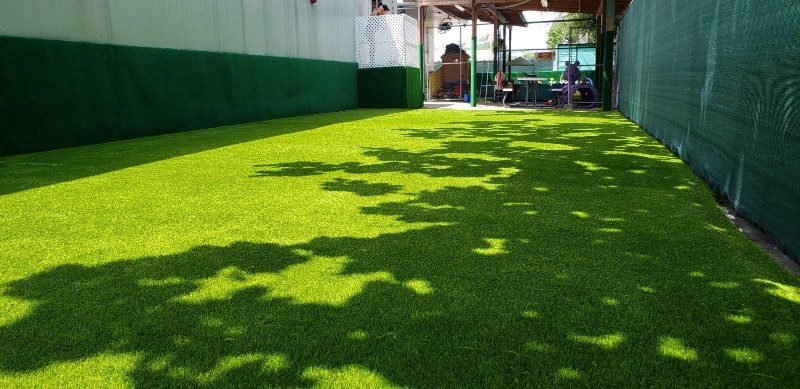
xmin=438 ymin=17 xmax=453 ymax=33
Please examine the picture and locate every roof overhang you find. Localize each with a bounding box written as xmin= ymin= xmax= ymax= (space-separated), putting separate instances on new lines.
xmin=415 ymin=0 xmax=631 ymax=27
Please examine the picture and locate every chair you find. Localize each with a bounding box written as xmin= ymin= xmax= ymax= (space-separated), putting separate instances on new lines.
xmin=495 ymin=84 xmax=520 ymax=107
xmin=550 ymin=82 xmax=565 ymax=104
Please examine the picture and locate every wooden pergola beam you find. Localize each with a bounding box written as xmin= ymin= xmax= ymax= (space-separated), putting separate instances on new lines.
xmin=418 ymin=0 xmax=629 ymax=15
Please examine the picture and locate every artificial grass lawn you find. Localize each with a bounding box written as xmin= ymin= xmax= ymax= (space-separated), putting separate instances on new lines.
xmin=0 ymin=109 xmax=798 ymax=387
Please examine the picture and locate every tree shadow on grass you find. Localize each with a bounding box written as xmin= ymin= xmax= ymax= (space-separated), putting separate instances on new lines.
xmin=2 ymin=112 xmax=799 ymax=386
xmin=2 ymin=202 xmax=798 ymax=386
xmin=0 ymin=110 xmax=397 ymax=196
xmin=254 ymin=146 xmax=515 ymax=179
xmin=322 ymin=178 xmax=403 ymax=197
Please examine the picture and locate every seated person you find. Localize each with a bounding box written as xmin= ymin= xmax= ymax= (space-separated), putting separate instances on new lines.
xmin=556 ymin=61 xmax=581 ymax=106
xmin=494 ymin=70 xmax=509 ymax=103
xmin=495 ymin=70 xmax=505 ymax=89
xmin=561 ymin=61 xmax=581 ymax=85
xmin=370 ymin=4 xmax=389 ymax=15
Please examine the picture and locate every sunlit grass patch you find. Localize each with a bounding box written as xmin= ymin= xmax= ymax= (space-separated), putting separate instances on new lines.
xmin=175 ymin=257 xmax=397 ymax=306
xmin=639 ymin=286 xmax=656 ymax=293
xmin=571 ymin=211 xmax=591 ymax=219
xmin=402 ymin=279 xmax=433 ymax=295
xmin=726 ymin=314 xmax=752 ymax=324
xmin=770 ymin=332 xmax=798 ymax=346
xmin=303 ymin=365 xmax=400 ymax=388
xmin=755 ymin=279 xmax=800 ymax=304
xmin=0 ymin=353 xmax=139 ymax=388
xmin=725 ymin=348 xmax=765 ymax=364
xmin=472 ymin=238 xmax=509 ymax=256
xmin=521 ymin=310 xmax=539 ymax=319
xmin=569 ymin=333 xmax=625 ymax=349
xmin=197 ymin=353 xmax=289 ymax=384
xmin=603 ymin=150 xmax=683 ymax=162
xmin=0 ymin=294 xmax=36 ymax=328
xmin=509 ymin=141 xmax=579 ymax=150
xmin=557 ymin=367 xmax=581 ymax=380
xmin=709 ymin=281 xmax=740 ymax=289
xmin=575 ymin=160 xmax=609 ymax=171
xmin=525 ymin=341 xmax=555 ymax=353
xmin=601 ymin=297 xmax=620 ymax=306
xmin=659 ymin=337 xmax=698 ymax=361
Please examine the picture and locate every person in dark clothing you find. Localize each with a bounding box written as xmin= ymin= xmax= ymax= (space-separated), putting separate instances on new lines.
xmin=561 ymin=61 xmax=581 ymax=85
xmin=371 ymin=3 xmax=389 ymax=15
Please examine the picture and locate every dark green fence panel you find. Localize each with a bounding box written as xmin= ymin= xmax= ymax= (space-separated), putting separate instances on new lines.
xmin=0 ymin=36 xmax=358 ymax=156
xmin=358 ymin=67 xmax=422 ymax=109
xmin=617 ymin=0 xmax=800 ymax=262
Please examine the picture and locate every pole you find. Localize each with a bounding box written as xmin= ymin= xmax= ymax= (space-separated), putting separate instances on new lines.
xmin=502 ymin=24 xmax=507 ymax=78
xmin=493 ymin=10 xmax=498 ymax=80
xmin=470 ymin=0 xmax=477 ymax=107
xmin=602 ymin=0 xmax=615 ymax=111
xmin=507 ymin=26 xmax=512 ymax=77
xmin=459 ymin=23 xmax=463 ymax=97
xmin=595 ymin=12 xmax=603 ymax=98
xmin=419 ymin=5 xmax=425 ymax=102
xmin=568 ymin=26 xmax=573 ymax=64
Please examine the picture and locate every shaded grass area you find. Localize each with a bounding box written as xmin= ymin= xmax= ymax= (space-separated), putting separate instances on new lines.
xmin=0 ymin=109 xmax=798 ymax=387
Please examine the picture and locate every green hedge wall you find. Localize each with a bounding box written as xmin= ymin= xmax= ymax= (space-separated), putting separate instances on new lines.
xmin=0 ymin=36 xmax=358 ymax=156
xmin=358 ymin=67 xmax=423 ymax=109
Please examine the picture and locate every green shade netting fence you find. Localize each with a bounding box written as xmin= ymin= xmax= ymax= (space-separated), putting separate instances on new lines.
xmin=617 ymin=0 xmax=800 ymax=262
xmin=358 ymin=67 xmax=423 ymax=109
xmin=0 ymin=36 xmax=358 ymax=156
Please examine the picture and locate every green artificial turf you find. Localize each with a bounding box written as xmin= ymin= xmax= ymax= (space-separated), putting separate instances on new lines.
xmin=0 ymin=109 xmax=798 ymax=387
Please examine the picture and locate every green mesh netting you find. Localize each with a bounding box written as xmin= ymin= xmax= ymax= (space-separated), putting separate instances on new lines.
xmin=358 ymin=67 xmax=423 ymax=109
xmin=617 ymin=0 xmax=800 ymax=262
xmin=0 ymin=36 xmax=358 ymax=156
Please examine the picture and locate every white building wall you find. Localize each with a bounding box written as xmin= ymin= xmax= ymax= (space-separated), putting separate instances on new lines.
xmin=0 ymin=0 xmax=365 ymax=62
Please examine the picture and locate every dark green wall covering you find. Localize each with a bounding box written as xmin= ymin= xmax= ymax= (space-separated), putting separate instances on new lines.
xmin=358 ymin=67 xmax=422 ymax=109
xmin=617 ymin=0 xmax=800 ymax=262
xmin=0 ymin=36 xmax=358 ymax=156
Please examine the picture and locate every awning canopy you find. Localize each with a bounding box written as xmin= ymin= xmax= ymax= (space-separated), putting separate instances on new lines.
xmin=414 ymin=0 xmax=631 ymax=27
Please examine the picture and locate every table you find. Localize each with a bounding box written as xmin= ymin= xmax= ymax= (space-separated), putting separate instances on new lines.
xmin=518 ymin=77 xmax=547 ymax=108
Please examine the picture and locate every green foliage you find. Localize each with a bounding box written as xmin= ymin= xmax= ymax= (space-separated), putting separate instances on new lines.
xmin=0 ymin=110 xmax=798 ymax=387
xmin=546 ymin=13 xmax=597 ymax=48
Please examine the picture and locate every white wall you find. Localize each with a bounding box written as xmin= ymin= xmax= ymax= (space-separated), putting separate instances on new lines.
xmin=0 ymin=0 xmax=365 ymax=62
